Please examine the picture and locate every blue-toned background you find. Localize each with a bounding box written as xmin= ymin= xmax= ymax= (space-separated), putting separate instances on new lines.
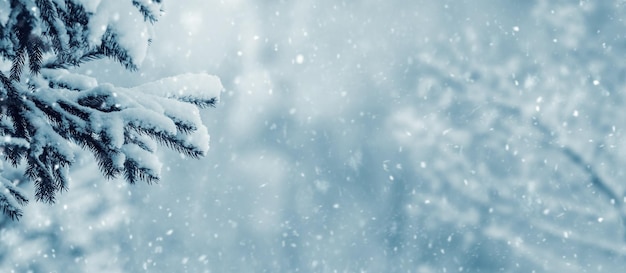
xmin=2 ymin=1 xmax=626 ymax=272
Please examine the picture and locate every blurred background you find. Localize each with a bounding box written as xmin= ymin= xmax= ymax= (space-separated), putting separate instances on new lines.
xmin=2 ymin=0 xmax=626 ymax=272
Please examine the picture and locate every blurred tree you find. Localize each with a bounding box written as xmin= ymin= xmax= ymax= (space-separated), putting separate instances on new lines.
xmin=189 ymin=0 xmax=626 ymax=272
xmin=0 ymin=0 xmax=221 ymax=220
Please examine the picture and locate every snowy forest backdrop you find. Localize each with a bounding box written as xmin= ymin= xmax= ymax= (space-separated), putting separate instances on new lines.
xmin=2 ymin=0 xmax=626 ymax=272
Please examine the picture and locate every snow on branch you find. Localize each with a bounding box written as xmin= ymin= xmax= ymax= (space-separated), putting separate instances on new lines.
xmin=134 ymin=73 xmax=222 ymax=108
xmin=0 ymin=68 xmax=222 ymax=219
xmin=0 ymin=0 xmax=222 ymax=220
xmin=0 ymin=177 xmax=29 ymax=220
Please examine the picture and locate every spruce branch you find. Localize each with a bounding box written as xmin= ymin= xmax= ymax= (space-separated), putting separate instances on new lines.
xmin=133 ymin=126 xmax=205 ymax=158
xmin=178 ymin=96 xmax=218 ymax=109
xmin=0 ymin=138 xmax=29 ymax=166
xmin=3 ymin=181 xmax=29 ymax=206
xmin=125 ymin=130 xmax=155 ymax=153
xmin=35 ymin=0 xmax=65 ymax=53
xmin=123 ymin=159 xmax=159 ymax=185
xmin=132 ymin=0 xmax=161 ymax=23
xmin=0 ymin=0 xmax=221 ymax=221
xmin=10 ymin=47 xmax=26 ymax=81
xmin=27 ymin=38 xmax=44 ymax=75
xmin=43 ymin=50 xmax=106 ymax=70
xmin=0 ymin=178 xmax=28 ymax=220
xmin=99 ymin=30 xmax=139 ymax=71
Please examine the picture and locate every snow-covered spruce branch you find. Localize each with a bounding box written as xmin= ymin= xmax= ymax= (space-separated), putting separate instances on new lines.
xmin=0 ymin=69 xmax=221 ymax=220
xmin=0 ymin=0 xmax=222 ymax=220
